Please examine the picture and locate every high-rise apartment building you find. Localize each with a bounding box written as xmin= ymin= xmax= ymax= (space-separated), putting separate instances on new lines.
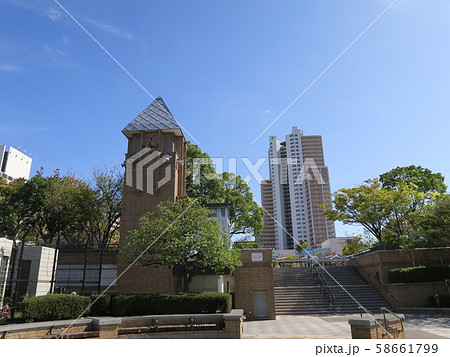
xmin=257 ymin=180 xmax=276 ymax=249
xmin=257 ymin=127 xmax=335 ymax=250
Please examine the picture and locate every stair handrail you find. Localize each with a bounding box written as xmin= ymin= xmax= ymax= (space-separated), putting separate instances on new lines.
xmin=313 ymin=265 xmax=336 ymax=312
xmin=380 ymin=307 xmax=405 ymax=333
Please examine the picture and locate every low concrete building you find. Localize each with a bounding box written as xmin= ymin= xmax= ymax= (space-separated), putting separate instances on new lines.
xmin=10 ymin=245 xmax=57 ymax=299
xmin=321 ymin=237 xmax=355 ymax=255
xmin=206 ymin=203 xmax=233 ymax=239
xmin=0 ymin=237 xmax=14 ymax=307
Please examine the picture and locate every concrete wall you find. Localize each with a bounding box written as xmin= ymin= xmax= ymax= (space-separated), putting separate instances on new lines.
xmin=233 ymin=249 xmax=276 ymax=320
xmin=351 ymin=248 xmax=450 ymax=309
xmin=351 ymin=248 xmax=450 ymax=284
xmin=387 ymin=282 xmax=449 ymax=308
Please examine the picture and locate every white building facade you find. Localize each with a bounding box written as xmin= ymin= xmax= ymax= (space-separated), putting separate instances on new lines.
xmin=267 ymin=127 xmax=335 ymax=250
xmin=0 ymin=237 xmax=13 ymax=308
xmin=0 ymin=145 xmax=32 ymax=181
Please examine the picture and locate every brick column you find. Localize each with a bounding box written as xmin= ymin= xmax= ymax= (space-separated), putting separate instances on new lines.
xmin=92 ymin=317 xmax=122 ymax=339
xmin=349 ymin=314 xmax=406 ymax=339
xmin=223 ymin=309 xmax=244 ymax=339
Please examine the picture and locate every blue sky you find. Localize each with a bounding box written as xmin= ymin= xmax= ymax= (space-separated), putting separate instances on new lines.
xmin=1 ymin=0 xmax=450 ymax=237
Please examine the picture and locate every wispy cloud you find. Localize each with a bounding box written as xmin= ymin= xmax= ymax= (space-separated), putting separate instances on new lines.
xmin=61 ymin=35 xmax=70 ymax=45
xmin=0 ymin=124 xmax=53 ymax=135
xmin=40 ymin=44 xmax=83 ymax=70
xmin=2 ymin=0 xmax=134 ymax=40
xmin=0 ymin=63 xmax=20 ymax=72
xmin=262 ymin=109 xmax=270 ymax=115
xmin=83 ymin=18 xmax=133 ymax=40
xmin=43 ymin=44 xmax=68 ymax=57
xmin=46 ymin=7 xmax=62 ymax=21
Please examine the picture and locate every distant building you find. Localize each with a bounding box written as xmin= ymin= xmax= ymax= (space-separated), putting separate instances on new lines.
xmin=0 ymin=145 xmax=32 ymax=181
xmin=256 ymin=180 xmax=276 ymax=249
xmin=321 ymin=237 xmax=355 ymax=255
xmin=206 ymin=203 xmax=233 ymax=239
xmin=0 ymin=237 xmax=13 ymax=308
xmin=11 ymin=245 xmax=57 ymax=299
xmin=264 ymin=127 xmax=335 ymax=250
xmin=0 ymin=238 xmax=58 ymax=307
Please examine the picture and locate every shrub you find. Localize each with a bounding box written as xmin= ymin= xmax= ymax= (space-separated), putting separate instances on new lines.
xmin=21 ymin=294 xmax=91 ymax=322
xmin=89 ymin=294 xmax=112 ymax=316
xmin=111 ymin=292 xmax=232 ymax=317
xmin=389 ymin=265 xmax=450 ymax=283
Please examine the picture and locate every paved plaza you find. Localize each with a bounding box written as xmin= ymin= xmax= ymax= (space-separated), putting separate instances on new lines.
xmin=243 ymin=314 xmax=450 ymax=339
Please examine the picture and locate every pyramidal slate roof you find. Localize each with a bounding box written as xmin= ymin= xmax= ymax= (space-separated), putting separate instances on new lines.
xmin=122 ymin=97 xmax=181 ymax=134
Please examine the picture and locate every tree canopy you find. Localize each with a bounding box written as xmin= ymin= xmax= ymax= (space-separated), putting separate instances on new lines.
xmin=186 ymin=142 xmax=264 ymax=237
xmin=342 ymin=237 xmax=372 ymax=256
xmin=413 ymin=194 xmax=450 ymax=247
xmin=326 ymin=166 xmax=448 ymax=250
xmin=122 ymin=199 xmax=241 ymax=291
xmin=380 ymin=165 xmax=447 ymax=194
xmin=0 ymin=167 xmax=123 ymax=248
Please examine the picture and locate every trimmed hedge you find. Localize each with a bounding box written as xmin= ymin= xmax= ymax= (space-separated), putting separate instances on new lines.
xmin=111 ymin=292 xmax=232 ymax=317
xmin=389 ymin=265 xmax=450 ymax=283
xmin=89 ymin=294 xmax=112 ymax=316
xmin=21 ymin=294 xmax=91 ymax=322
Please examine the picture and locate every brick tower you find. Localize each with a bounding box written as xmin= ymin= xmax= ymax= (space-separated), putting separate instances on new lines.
xmin=117 ymin=97 xmax=187 ymax=292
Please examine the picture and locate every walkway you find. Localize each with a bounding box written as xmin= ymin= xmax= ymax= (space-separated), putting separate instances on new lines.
xmin=243 ymin=314 xmax=450 ymax=339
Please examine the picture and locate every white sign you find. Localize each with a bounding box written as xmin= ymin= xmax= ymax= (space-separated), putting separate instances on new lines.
xmin=251 ymin=252 xmax=263 ymax=262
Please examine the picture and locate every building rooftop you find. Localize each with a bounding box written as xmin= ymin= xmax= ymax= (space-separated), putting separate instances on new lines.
xmin=122 ymin=97 xmax=182 ymax=137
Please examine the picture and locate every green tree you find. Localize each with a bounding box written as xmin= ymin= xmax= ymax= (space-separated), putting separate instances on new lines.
xmin=325 ymin=179 xmax=432 ymax=243
xmin=342 ymin=237 xmax=371 ymax=256
xmin=122 ymin=199 xmax=241 ymax=292
xmin=414 ymin=194 xmax=450 ymax=247
xmin=84 ymin=167 xmax=123 ymax=249
xmin=233 ymin=235 xmax=263 ymax=249
xmin=380 ymin=165 xmax=447 ymax=194
xmin=186 ymin=142 xmax=264 ymax=237
xmin=325 ymin=180 xmax=401 ymax=242
xmin=0 ymin=169 xmax=121 ymax=247
xmin=295 ymin=240 xmax=308 ymax=255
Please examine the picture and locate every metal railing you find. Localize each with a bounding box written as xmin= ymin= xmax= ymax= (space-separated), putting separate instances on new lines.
xmin=312 ymin=265 xmax=336 ymax=312
xmin=380 ymin=307 xmax=405 ymax=333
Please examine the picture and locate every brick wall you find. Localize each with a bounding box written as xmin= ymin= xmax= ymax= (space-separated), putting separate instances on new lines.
xmin=0 ymin=311 xmax=244 ymax=339
xmin=116 ymin=265 xmax=174 ymax=293
xmin=233 ymin=249 xmax=276 ymax=320
xmin=349 ymin=315 xmax=406 ymax=339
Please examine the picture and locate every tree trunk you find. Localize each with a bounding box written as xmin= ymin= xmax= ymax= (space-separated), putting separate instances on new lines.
xmin=182 ymin=271 xmax=194 ymax=292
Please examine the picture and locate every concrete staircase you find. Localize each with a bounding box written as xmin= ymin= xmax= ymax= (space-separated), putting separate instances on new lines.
xmin=273 ymin=268 xmax=333 ymax=315
xmin=319 ymin=266 xmax=391 ymax=314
